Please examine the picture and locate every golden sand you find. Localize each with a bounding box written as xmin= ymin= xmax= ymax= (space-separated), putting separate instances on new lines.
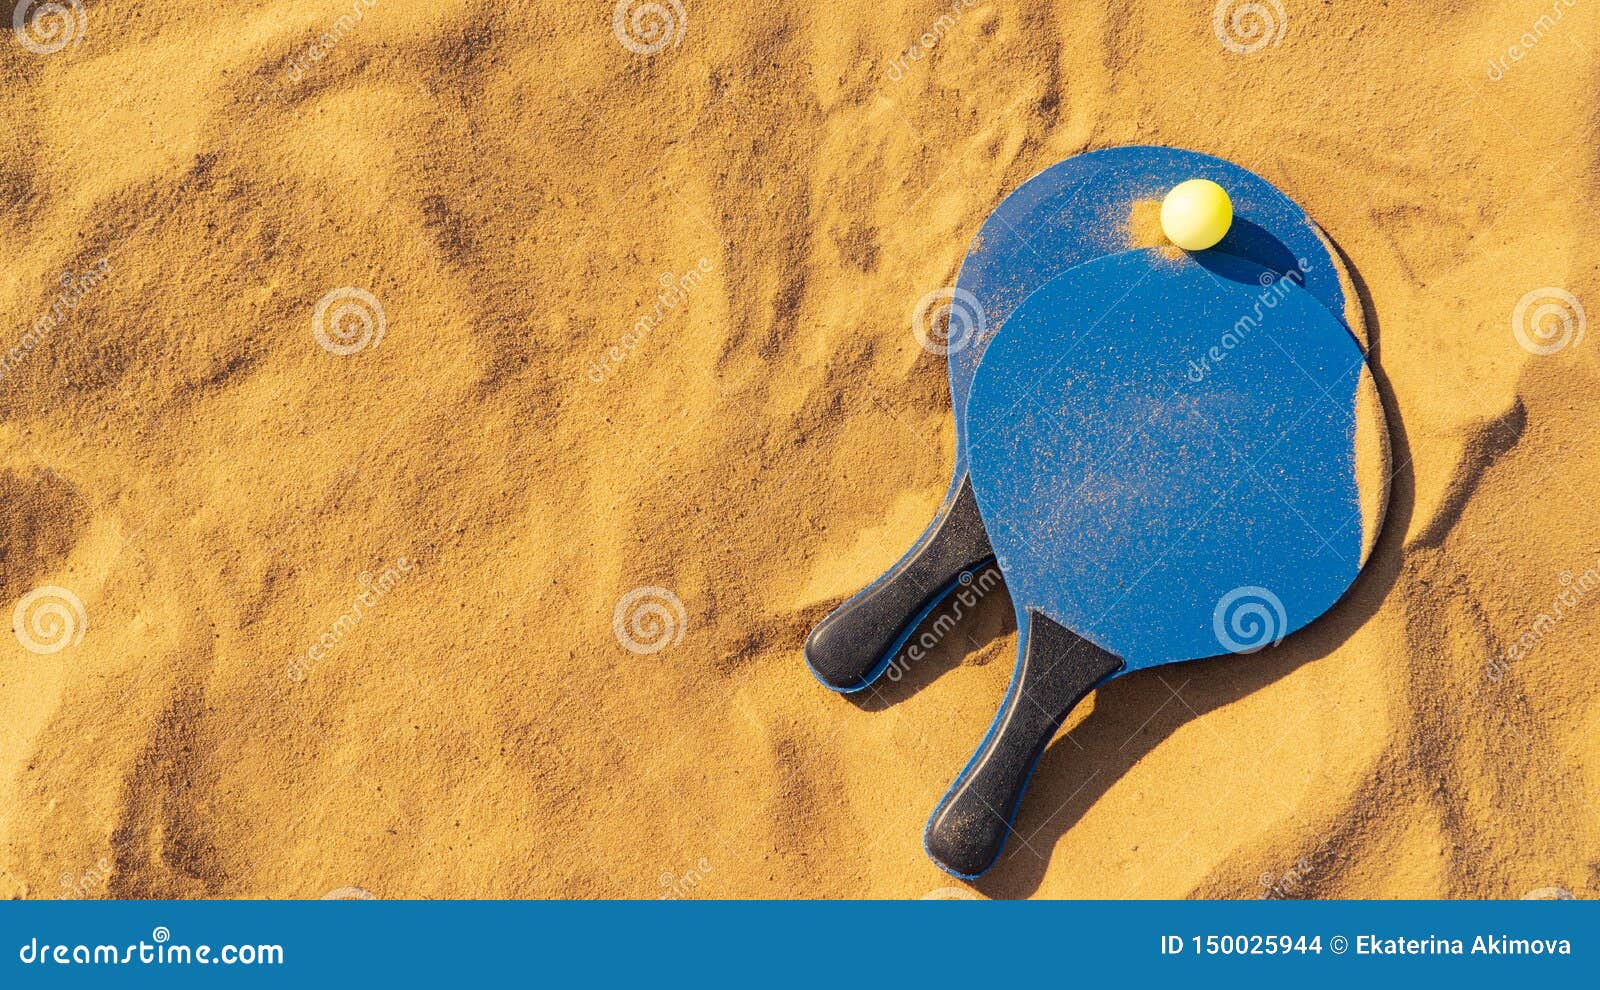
xmin=1123 ymin=198 xmax=1170 ymax=253
xmin=3 ymin=1 xmax=1599 ymax=899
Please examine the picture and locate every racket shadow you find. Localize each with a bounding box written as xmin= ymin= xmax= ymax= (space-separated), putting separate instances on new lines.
xmin=952 ymin=244 xmax=1413 ymax=898
xmin=971 ymin=570 xmax=1407 ymax=899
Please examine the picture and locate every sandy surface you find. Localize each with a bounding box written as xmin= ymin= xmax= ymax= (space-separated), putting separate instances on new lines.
xmin=3 ymin=0 xmax=1599 ymax=899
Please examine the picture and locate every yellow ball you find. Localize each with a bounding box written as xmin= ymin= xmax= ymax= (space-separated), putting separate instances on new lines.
xmin=1160 ymin=179 xmax=1233 ymax=251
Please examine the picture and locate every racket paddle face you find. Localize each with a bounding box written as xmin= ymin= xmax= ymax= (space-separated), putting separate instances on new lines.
xmin=806 ymin=146 xmax=1350 ymax=692
xmin=923 ymin=247 xmax=1388 ymax=878
xmin=965 ymin=248 xmax=1383 ymax=668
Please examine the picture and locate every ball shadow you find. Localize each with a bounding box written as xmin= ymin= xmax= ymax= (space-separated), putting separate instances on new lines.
xmin=1205 ymin=217 xmax=1303 ymax=284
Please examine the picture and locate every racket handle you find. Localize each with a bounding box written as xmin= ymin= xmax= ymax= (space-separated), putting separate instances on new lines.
xmin=924 ymin=612 xmax=1123 ymax=878
xmin=804 ymin=474 xmax=993 ymax=692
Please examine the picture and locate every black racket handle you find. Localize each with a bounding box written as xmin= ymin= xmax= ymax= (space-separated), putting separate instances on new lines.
xmin=924 ymin=612 xmax=1123 ymax=878
xmin=804 ymin=474 xmax=994 ymax=692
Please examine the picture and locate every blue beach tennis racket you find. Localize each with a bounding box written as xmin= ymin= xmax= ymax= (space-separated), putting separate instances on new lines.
xmin=804 ymin=147 xmax=1355 ymax=693
xmin=922 ymin=248 xmax=1389 ymax=877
